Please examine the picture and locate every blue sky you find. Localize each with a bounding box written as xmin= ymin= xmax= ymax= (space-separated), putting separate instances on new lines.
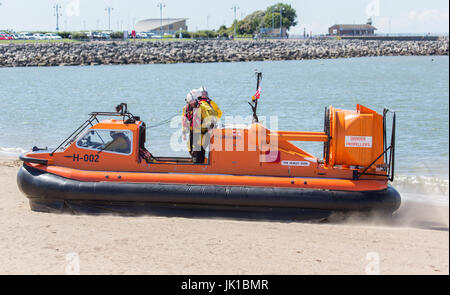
xmin=0 ymin=0 xmax=448 ymax=34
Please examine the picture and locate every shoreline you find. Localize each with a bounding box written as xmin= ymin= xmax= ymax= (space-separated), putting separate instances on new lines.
xmin=1 ymin=39 xmax=448 ymax=68
xmin=0 ymin=158 xmax=448 ymax=274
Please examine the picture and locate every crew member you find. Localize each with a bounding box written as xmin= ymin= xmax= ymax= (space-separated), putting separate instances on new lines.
xmin=182 ymin=89 xmax=220 ymax=163
xmin=103 ymin=131 xmax=131 ymax=154
xmin=197 ymin=87 xmax=222 ymax=127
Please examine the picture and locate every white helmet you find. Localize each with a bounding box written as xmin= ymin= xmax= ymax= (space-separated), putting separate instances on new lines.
xmin=186 ymin=90 xmax=198 ymax=103
xmin=198 ymin=87 xmax=208 ymax=99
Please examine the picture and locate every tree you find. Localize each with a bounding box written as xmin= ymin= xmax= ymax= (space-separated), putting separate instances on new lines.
xmin=238 ymin=10 xmax=265 ymax=35
xmin=217 ymin=25 xmax=229 ymax=37
xmin=215 ymin=3 xmax=297 ymax=36
xmin=263 ymin=3 xmax=297 ymax=31
xmin=218 ymin=25 xmax=227 ymax=32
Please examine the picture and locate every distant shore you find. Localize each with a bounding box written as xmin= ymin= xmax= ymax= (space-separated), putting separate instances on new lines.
xmin=0 ymin=38 xmax=448 ymax=67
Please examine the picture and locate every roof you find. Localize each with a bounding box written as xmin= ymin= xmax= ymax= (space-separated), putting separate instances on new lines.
xmin=135 ymin=18 xmax=187 ymax=32
xmin=92 ymin=119 xmax=140 ymax=131
xmin=330 ymin=24 xmax=377 ymax=30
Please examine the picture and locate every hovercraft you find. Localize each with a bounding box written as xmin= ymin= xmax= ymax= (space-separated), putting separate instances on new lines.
xmin=17 ymin=77 xmax=400 ymax=220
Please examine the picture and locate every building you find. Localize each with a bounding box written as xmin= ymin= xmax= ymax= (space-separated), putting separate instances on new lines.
xmin=135 ymin=18 xmax=187 ymax=34
xmin=328 ymin=19 xmax=376 ymax=36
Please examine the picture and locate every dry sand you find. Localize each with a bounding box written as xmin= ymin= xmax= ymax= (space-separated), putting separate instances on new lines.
xmin=0 ymin=157 xmax=448 ymax=275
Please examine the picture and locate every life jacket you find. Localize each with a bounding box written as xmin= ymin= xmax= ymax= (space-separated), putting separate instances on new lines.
xmin=198 ymin=97 xmax=222 ymax=119
xmin=184 ymin=102 xmax=213 ymax=131
xmin=183 ymin=103 xmax=195 ymax=129
xmin=183 ymin=99 xmax=219 ymax=133
xmin=192 ymin=102 xmax=207 ymax=130
xmin=198 ymin=98 xmax=215 ymax=116
xmin=198 ymin=97 xmax=211 ymax=106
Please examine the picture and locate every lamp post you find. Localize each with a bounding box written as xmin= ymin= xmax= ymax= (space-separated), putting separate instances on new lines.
xmin=105 ymin=7 xmax=114 ymax=31
xmin=272 ymin=6 xmax=274 ymax=36
xmin=279 ymin=6 xmax=283 ymax=38
xmin=157 ymin=3 xmax=166 ymax=35
xmin=231 ymin=5 xmax=239 ymax=37
xmin=54 ymin=4 xmax=62 ymax=32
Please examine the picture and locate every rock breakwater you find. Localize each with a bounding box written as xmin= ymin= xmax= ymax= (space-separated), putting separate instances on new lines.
xmin=0 ymin=39 xmax=448 ymax=67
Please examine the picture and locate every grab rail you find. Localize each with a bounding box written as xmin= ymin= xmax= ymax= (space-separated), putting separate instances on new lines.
xmin=50 ymin=103 xmax=139 ymax=156
xmin=354 ymin=108 xmax=396 ymax=181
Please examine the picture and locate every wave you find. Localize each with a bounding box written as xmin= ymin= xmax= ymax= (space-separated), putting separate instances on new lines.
xmin=0 ymin=147 xmax=28 ymax=157
xmin=393 ymin=175 xmax=449 ymax=195
xmin=393 ymin=175 xmax=449 ymax=206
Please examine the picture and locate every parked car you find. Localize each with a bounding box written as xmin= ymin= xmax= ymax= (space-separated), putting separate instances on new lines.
xmin=100 ymin=32 xmax=111 ymax=40
xmin=44 ymin=33 xmax=62 ymax=40
xmin=0 ymin=33 xmax=13 ymax=40
xmin=136 ymin=32 xmax=147 ymax=39
xmin=33 ymin=33 xmax=46 ymax=40
xmin=86 ymin=31 xmax=98 ymax=39
xmin=90 ymin=31 xmax=107 ymax=40
xmin=19 ymin=32 xmax=36 ymax=40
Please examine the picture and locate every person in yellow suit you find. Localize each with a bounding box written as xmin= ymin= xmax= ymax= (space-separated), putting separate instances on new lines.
xmin=197 ymin=87 xmax=222 ymax=122
xmin=182 ymin=88 xmax=222 ymax=163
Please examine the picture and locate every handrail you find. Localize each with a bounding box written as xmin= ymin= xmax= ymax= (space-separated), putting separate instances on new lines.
xmin=50 ymin=104 xmax=139 ymax=156
xmin=354 ymin=108 xmax=396 ymax=181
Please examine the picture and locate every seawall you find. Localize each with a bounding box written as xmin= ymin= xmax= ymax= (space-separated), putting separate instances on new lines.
xmin=0 ymin=39 xmax=448 ymax=67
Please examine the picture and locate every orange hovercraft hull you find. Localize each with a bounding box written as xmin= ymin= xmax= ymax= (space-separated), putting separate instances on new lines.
xmin=17 ymin=103 xmax=401 ymax=220
xmin=17 ymin=163 xmax=400 ymax=220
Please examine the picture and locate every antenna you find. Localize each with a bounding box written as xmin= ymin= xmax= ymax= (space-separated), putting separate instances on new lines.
xmin=248 ymin=71 xmax=262 ymax=123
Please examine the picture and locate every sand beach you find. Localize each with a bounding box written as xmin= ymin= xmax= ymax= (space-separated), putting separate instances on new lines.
xmin=0 ymin=157 xmax=447 ymax=275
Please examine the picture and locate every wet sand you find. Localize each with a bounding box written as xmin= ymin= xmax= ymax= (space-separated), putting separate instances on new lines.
xmin=0 ymin=158 xmax=448 ymax=275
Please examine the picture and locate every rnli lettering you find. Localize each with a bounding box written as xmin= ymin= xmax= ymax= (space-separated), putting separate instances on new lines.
xmin=345 ymin=136 xmax=373 ymax=148
xmin=70 ymin=154 xmax=99 ymax=162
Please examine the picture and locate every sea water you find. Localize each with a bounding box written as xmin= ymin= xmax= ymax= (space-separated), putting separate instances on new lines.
xmin=0 ymin=56 xmax=448 ymax=205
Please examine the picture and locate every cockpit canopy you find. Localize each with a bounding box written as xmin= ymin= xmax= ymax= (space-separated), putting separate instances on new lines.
xmin=76 ymin=129 xmax=133 ymax=155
